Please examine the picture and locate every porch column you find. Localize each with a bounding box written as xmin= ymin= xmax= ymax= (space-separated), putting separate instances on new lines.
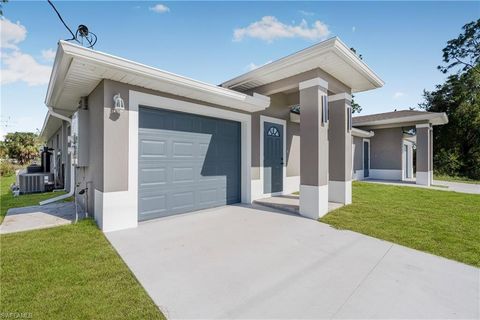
xmin=328 ymin=93 xmax=352 ymax=204
xmin=416 ymin=123 xmax=432 ymax=186
xmin=299 ymin=78 xmax=329 ymax=219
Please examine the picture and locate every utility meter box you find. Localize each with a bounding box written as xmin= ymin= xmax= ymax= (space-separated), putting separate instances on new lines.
xmin=71 ymin=109 xmax=89 ymax=167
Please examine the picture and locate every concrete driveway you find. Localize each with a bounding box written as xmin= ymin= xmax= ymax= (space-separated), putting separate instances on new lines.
xmin=106 ymin=205 xmax=479 ymax=319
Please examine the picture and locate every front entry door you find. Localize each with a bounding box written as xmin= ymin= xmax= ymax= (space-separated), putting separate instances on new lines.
xmin=363 ymin=141 xmax=370 ymax=178
xmin=264 ymin=122 xmax=283 ymax=194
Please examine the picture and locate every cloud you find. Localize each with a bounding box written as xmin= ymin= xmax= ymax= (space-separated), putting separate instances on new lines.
xmin=233 ymin=16 xmax=330 ymax=42
xmin=41 ymin=49 xmax=56 ymax=61
xmin=299 ymin=10 xmax=315 ymax=16
xmin=393 ymin=92 xmax=405 ymax=99
xmin=0 ymin=18 xmax=27 ymax=49
xmin=1 ymin=51 xmax=52 ymax=86
xmin=246 ymin=60 xmax=272 ymax=71
xmin=352 ymin=26 xmax=356 ymax=32
xmin=149 ymin=4 xmax=170 ymax=13
xmin=0 ymin=19 xmax=52 ymax=86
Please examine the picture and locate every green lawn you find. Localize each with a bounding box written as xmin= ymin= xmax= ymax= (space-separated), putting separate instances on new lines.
xmin=1 ymin=174 xmax=69 ymax=224
xmin=321 ymin=182 xmax=480 ymax=267
xmin=434 ymin=173 xmax=480 ymax=185
xmin=0 ymin=219 xmax=165 ymax=319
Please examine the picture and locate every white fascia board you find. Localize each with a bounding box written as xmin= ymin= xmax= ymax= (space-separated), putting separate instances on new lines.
xmin=351 ymin=127 xmax=374 ymax=138
xmin=221 ymin=36 xmax=384 ymax=91
xmin=46 ymin=41 xmax=270 ymax=112
xmin=354 ymin=113 xmax=448 ymax=128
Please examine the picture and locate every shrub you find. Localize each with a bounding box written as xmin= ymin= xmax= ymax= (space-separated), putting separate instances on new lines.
xmin=0 ymin=161 xmax=15 ymax=177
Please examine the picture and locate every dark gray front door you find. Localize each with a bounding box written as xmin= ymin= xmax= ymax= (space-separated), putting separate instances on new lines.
xmin=264 ymin=122 xmax=283 ymax=194
xmin=138 ymin=107 xmax=241 ymax=221
xmin=363 ymin=141 xmax=369 ymax=178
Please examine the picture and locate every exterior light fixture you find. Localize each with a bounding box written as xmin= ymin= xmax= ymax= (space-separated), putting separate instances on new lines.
xmin=112 ymin=93 xmax=125 ymax=114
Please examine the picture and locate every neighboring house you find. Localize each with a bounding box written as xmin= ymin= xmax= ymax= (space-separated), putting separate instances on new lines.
xmin=40 ymin=37 xmax=384 ymax=232
xmin=351 ymin=110 xmax=448 ymax=185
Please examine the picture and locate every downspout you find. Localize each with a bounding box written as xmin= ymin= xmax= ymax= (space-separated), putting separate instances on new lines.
xmin=39 ymin=107 xmax=75 ymax=206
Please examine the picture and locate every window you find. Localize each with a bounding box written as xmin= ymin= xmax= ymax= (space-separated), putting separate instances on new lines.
xmin=267 ymin=126 xmax=280 ymax=137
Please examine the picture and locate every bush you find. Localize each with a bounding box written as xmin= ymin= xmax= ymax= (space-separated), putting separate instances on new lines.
xmin=0 ymin=161 xmax=15 ymax=177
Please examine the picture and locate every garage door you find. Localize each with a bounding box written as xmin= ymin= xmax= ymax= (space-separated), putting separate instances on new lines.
xmin=138 ymin=107 xmax=241 ymax=221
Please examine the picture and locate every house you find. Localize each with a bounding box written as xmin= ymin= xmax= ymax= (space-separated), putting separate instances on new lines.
xmin=351 ymin=110 xmax=448 ymax=186
xmin=40 ymin=37 xmax=384 ymax=232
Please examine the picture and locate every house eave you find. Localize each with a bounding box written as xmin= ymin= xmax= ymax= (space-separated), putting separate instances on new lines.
xmin=45 ymin=41 xmax=270 ymax=114
xmin=220 ymin=37 xmax=384 ymax=93
xmin=353 ymin=112 xmax=449 ymax=128
xmin=352 ymin=127 xmax=375 ymax=138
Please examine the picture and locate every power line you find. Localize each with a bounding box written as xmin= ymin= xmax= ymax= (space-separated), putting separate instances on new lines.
xmin=46 ymin=0 xmax=98 ymax=48
xmin=47 ymin=0 xmax=76 ymax=41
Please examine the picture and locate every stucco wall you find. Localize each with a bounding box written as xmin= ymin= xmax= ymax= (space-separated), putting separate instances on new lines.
xmin=251 ymin=92 xmax=300 ymax=180
xmin=369 ymin=127 xmax=403 ymax=170
xmin=73 ymin=82 xmax=105 ymax=215
xmin=352 ymin=136 xmax=363 ymax=172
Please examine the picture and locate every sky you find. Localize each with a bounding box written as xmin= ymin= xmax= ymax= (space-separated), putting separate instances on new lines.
xmin=1 ymin=1 xmax=479 ymax=137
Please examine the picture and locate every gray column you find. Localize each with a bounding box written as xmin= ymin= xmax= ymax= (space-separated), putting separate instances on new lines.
xmin=299 ymin=78 xmax=329 ymax=219
xmin=416 ymin=123 xmax=432 ymax=186
xmin=328 ymin=93 xmax=352 ymax=204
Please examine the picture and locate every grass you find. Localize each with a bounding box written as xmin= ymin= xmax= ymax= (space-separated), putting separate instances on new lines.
xmin=321 ymin=182 xmax=480 ymax=267
xmin=434 ymin=173 xmax=480 ymax=185
xmin=1 ymin=174 xmax=69 ymax=224
xmin=0 ymin=219 xmax=165 ymax=319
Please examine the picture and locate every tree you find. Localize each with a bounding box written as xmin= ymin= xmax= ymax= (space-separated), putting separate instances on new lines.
xmin=438 ymin=19 xmax=480 ymax=74
xmin=351 ymin=95 xmax=362 ymax=114
xmin=2 ymin=132 xmax=42 ymax=165
xmin=420 ymin=19 xmax=480 ymax=179
xmin=0 ymin=0 xmax=8 ymax=16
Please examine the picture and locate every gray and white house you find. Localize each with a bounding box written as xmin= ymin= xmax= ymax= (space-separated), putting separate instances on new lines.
xmin=351 ymin=110 xmax=448 ymax=186
xmin=42 ymin=37 xmax=421 ymax=232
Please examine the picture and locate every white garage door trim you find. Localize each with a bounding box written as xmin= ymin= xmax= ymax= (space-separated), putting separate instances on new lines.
xmin=128 ymin=90 xmax=252 ymax=222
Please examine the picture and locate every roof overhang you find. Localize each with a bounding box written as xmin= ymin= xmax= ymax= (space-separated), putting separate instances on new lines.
xmin=352 ymin=127 xmax=375 ymax=138
xmin=221 ymin=37 xmax=384 ymax=93
xmin=40 ymin=111 xmax=63 ymax=140
xmin=45 ymin=41 xmax=270 ymax=115
xmin=353 ymin=112 xmax=448 ymax=129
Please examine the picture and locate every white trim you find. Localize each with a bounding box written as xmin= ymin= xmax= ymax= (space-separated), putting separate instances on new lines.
xmin=415 ymin=123 xmax=431 ymax=129
xmin=284 ymin=176 xmax=300 ymax=194
xmin=328 ymin=180 xmax=352 ymax=204
xmin=46 ymin=41 xmax=270 ymax=113
xmin=362 ymin=139 xmax=371 ymax=178
xmin=299 ymin=77 xmax=328 ymax=90
xmin=416 ymin=171 xmax=431 ymax=186
xmin=355 ymin=113 xmax=447 ymax=128
xmin=369 ymin=169 xmax=403 ymax=180
xmin=353 ymin=169 xmax=364 ymax=181
xmin=329 ymin=93 xmax=352 ymax=102
xmin=402 ymin=142 xmax=414 ymax=180
xmin=259 ymin=115 xmax=287 ymax=198
xmin=352 ymin=127 xmax=374 ymax=138
xmin=299 ymin=184 xmax=329 ymax=219
xmin=128 ymin=90 xmax=252 ymax=226
xmin=221 ymin=37 xmax=384 ymax=93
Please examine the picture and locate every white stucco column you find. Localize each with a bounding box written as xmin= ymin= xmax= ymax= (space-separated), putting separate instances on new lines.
xmin=299 ymin=78 xmax=329 ymax=219
xmin=416 ymin=123 xmax=432 ymax=186
xmin=328 ymin=93 xmax=352 ymax=204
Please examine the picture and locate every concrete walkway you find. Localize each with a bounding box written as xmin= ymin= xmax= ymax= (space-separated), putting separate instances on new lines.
xmin=106 ymin=204 xmax=479 ymax=319
xmin=0 ymin=202 xmax=80 ymax=234
xmin=363 ymin=178 xmax=480 ymax=194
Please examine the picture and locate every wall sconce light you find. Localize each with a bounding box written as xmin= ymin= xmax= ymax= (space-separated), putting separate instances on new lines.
xmin=112 ymin=93 xmax=125 ymax=114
